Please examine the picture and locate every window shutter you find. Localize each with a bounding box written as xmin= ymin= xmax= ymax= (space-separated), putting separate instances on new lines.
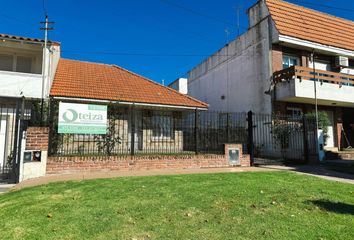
xmin=16 ymin=56 xmax=32 ymax=73
xmin=0 ymin=54 xmax=14 ymax=71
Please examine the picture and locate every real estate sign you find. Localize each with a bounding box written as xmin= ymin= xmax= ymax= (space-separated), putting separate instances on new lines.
xmin=58 ymin=102 xmax=107 ymax=134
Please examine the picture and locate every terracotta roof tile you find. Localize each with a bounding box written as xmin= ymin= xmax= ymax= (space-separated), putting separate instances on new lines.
xmin=50 ymin=59 xmax=208 ymax=109
xmin=266 ymin=0 xmax=354 ymax=51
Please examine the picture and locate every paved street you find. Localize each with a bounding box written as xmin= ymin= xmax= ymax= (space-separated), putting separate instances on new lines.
xmin=0 ymin=183 xmax=16 ymax=195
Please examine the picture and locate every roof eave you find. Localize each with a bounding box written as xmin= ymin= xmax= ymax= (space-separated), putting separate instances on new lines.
xmin=50 ymin=95 xmax=208 ymax=110
xmin=278 ymin=35 xmax=354 ymax=57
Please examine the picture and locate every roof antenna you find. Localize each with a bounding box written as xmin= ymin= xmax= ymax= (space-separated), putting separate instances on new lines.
xmin=234 ymin=4 xmax=242 ymax=37
xmin=224 ymin=29 xmax=230 ymax=44
xmin=42 ymin=0 xmax=48 ymax=16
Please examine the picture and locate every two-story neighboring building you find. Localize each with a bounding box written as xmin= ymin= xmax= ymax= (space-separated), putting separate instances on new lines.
xmin=0 ymin=33 xmax=60 ymax=179
xmin=0 ymin=33 xmax=60 ymax=100
xmin=180 ymin=0 xmax=354 ymax=151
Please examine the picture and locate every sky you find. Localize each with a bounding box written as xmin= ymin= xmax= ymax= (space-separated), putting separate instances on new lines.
xmin=1 ymin=0 xmax=354 ymax=85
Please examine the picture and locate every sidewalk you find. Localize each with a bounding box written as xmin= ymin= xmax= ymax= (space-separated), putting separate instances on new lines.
xmin=8 ymin=164 xmax=354 ymax=193
xmin=0 ymin=183 xmax=16 ymax=195
xmin=13 ymin=167 xmax=274 ymax=190
xmin=259 ymin=165 xmax=354 ymax=184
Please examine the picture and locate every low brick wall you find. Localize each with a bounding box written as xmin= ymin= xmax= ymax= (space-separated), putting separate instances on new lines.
xmin=25 ymin=127 xmax=49 ymax=151
xmin=47 ymin=153 xmax=250 ymax=174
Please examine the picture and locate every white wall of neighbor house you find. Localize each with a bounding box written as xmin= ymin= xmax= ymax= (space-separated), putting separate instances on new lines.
xmin=187 ymin=1 xmax=276 ymax=114
xmin=45 ymin=45 xmax=61 ymax=98
xmin=0 ymin=39 xmax=60 ymax=99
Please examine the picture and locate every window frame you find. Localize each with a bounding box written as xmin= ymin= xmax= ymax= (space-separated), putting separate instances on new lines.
xmin=282 ymin=55 xmax=300 ymax=69
xmin=0 ymin=52 xmax=36 ymax=73
xmin=286 ymin=107 xmax=303 ymax=120
xmin=151 ymin=112 xmax=174 ymax=141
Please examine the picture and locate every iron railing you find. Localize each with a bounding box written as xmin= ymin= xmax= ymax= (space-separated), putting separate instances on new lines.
xmin=273 ymin=66 xmax=354 ymax=86
xmin=48 ymin=100 xmax=318 ymax=164
xmin=48 ymin=100 xmax=248 ymax=156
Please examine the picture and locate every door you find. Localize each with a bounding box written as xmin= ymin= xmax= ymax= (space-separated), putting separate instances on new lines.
xmin=324 ymin=111 xmax=335 ymax=148
xmin=0 ymin=117 xmax=7 ymax=171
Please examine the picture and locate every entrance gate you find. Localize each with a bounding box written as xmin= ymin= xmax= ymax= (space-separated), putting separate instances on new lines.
xmin=248 ymin=111 xmax=318 ymax=165
xmin=0 ymin=98 xmax=28 ymax=183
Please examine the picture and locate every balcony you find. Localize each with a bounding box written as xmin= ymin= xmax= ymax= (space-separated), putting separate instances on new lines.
xmin=273 ymin=66 xmax=354 ymax=107
xmin=0 ymin=70 xmax=43 ymax=99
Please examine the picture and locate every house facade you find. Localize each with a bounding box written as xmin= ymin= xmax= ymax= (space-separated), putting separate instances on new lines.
xmin=49 ymin=59 xmax=208 ymax=156
xmin=0 ymin=34 xmax=60 ymax=180
xmin=181 ymin=0 xmax=354 ymax=151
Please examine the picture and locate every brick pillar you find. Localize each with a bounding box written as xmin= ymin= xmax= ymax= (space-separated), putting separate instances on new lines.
xmin=272 ymin=45 xmax=283 ymax=72
xmin=25 ymin=127 xmax=49 ymax=151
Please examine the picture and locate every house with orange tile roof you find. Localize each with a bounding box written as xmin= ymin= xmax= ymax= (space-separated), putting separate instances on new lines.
xmin=48 ymin=58 xmax=208 ymax=156
xmin=0 ymin=32 xmax=210 ymax=181
xmin=183 ymin=0 xmax=354 ymax=152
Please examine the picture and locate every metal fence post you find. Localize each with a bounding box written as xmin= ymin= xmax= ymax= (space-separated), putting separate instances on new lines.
xmin=12 ymin=98 xmax=25 ymax=183
xmin=302 ymin=115 xmax=309 ymax=163
xmin=226 ymin=112 xmax=230 ymax=143
xmin=130 ymin=106 xmax=135 ymax=156
xmin=194 ymin=109 xmax=199 ymax=154
xmin=247 ymin=111 xmax=254 ymax=166
xmin=47 ymin=98 xmax=54 ymax=156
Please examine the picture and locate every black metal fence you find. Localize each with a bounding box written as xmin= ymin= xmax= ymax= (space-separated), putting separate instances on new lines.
xmin=48 ymin=100 xmax=318 ymax=163
xmin=249 ymin=112 xmax=318 ymax=164
xmin=0 ymin=98 xmax=38 ymax=181
xmin=48 ymin=100 xmax=248 ymax=156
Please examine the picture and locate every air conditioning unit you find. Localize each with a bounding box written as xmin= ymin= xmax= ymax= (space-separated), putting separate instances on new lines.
xmin=335 ymin=56 xmax=349 ymax=67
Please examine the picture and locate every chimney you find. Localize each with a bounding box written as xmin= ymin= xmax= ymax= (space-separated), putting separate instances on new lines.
xmin=168 ymin=78 xmax=188 ymax=94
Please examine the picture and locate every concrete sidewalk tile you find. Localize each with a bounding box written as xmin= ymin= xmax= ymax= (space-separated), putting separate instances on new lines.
xmin=13 ymin=167 xmax=275 ymax=190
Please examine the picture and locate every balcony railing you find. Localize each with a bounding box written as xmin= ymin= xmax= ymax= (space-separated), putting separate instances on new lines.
xmin=273 ymin=66 xmax=354 ymax=86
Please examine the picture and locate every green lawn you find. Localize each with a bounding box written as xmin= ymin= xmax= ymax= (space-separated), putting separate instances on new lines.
xmin=1 ymin=172 xmax=353 ymax=240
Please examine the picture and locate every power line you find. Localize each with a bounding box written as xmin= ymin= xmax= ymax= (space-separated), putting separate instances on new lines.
xmin=0 ymin=12 xmax=35 ymax=26
xmin=159 ymin=0 xmax=248 ymax=30
xmin=146 ymin=13 xmax=225 ymax=45
xmin=60 ymin=50 xmax=234 ymax=57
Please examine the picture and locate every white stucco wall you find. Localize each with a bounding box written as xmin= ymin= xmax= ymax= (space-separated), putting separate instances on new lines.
xmin=188 ymin=14 xmax=274 ymax=114
xmin=0 ymin=70 xmax=43 ymax=98
xmin=276 ymin=78 xmax=354 ymax=107
xmin=0 ymin=40 xmax=60 ymax=99
xmin=20 ymin=151 xmax=47 ymax=182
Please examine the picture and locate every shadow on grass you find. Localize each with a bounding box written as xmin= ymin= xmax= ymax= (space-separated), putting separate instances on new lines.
xmin=309 ymin=200 xmax=354 ymax=215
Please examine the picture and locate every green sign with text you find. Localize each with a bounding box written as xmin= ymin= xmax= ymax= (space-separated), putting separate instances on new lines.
xmin=58 ymin=102 xmax=107 ymax=134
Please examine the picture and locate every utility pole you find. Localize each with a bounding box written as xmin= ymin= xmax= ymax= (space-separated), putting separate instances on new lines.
xmin=40 ymin=15 xmax=54 ymax=125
